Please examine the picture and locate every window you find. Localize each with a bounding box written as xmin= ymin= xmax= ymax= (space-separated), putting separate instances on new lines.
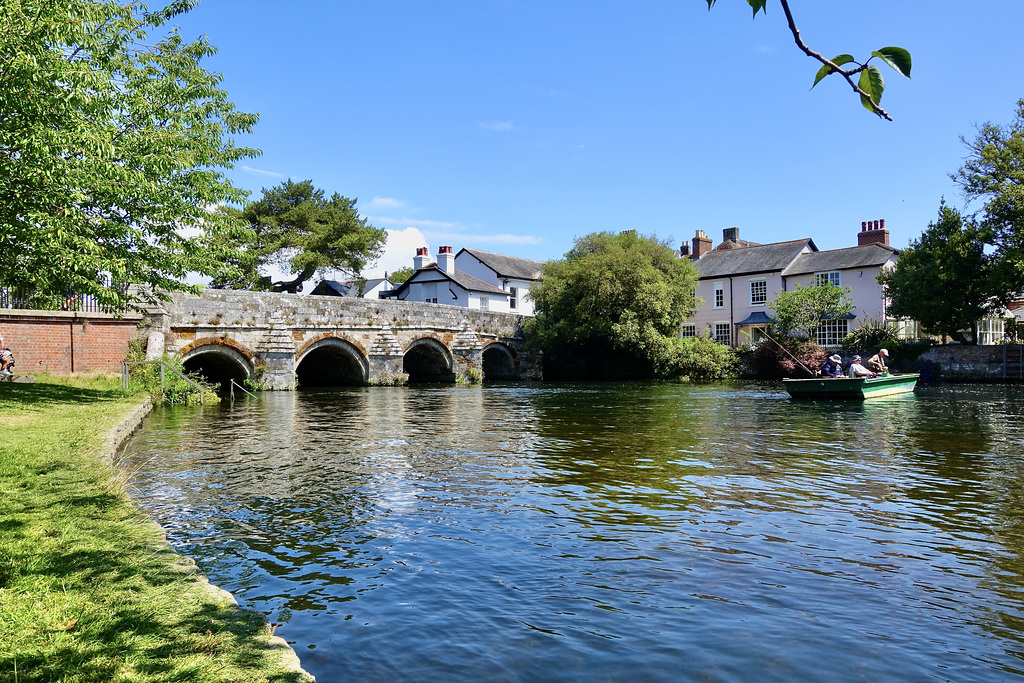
xmin=509 ymin=286 xmax=517 ymax=310
xmin=713 ymin=282 xmax=724 ymax=309
xmin=816 ymin=271 xmax=841 ymax=287
xmin=978 ymin=318 xmax=1005 ymax=345
xmin=426 ymin=297 xmax=438 ymax=303
xmin=887 ymin=318 xmax=918 ymax=341
xmin=714 ymin=322 xmax=731 ymax=346
xmin=681 ymin=324 xmax=696 ymax=338
xmin=816 ymin=319 xmax=849 ymax=346
xmin=479 ymin=296 xmax=489 ymax=311
xmin=749 ymin=278 xmax=767 ymax=305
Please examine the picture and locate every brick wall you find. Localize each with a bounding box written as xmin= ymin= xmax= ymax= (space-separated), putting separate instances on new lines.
xmin=0 ymin=310 xmax=143 ymax=374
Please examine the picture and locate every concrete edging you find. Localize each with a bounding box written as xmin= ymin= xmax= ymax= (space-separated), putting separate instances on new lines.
xmin=101 ymin=397 xmax=316 ymax=682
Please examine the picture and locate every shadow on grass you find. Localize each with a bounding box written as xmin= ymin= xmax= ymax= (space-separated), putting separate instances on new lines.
xmin=3 ymin=542 xmax=308 ymax=682
xmin=0 ymin=381 xmax=127 ymax=410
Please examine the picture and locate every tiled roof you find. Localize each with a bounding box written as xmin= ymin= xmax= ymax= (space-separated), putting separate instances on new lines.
xmin=782 ymin=244 xmax=898 ymax=276
xmin=458 ymin=248 xmax=544 ymax=280
xmin=381 ymin=266 xmax=509 ymax=299
xmin=694 ymin=239 xmax=816 ymax=279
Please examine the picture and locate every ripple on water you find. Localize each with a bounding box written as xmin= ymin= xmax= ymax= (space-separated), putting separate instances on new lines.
xmin=122 ymin=383 xmax=1024 ymax=682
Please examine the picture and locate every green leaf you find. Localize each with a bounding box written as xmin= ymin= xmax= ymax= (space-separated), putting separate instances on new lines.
xmin=812 ymin=54 xmax=855 ymax=88
xmin=858 ymin=64 xmax=885 ymax=112
xmin=871 ymin=47 xmax=912 ymax=78
xmin=746 ymin=0 xmax=768 ymax=16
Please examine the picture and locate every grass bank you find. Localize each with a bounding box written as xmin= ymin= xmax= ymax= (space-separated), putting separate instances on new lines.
xmin=0 ymin=375 xmax=312 ymax=682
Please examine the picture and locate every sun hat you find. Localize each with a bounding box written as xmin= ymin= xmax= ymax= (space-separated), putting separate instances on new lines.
xmin=830 ymin=354 xmax=841 ymax=362
xmin=853 ymin=355 xmax=862 ymax=361
xmin=880 ymin=348 xmax=889 ymax=356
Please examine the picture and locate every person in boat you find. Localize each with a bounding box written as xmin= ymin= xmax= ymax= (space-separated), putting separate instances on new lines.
xmin=866 ymin=348 xmax=889 ymax=374
xmin=821 ymin=354 xmax=844 ymax=378
xmin=848 ymin=355 xmax=876 ymax=378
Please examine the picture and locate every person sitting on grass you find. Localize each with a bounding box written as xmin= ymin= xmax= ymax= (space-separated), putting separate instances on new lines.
xmin=848 ymin=355 xmax=875 ymax=378
xmin=821 ymin=354 xmax=844 ymax=378
xmin=0 ymin=347 xmax=14 ymax=376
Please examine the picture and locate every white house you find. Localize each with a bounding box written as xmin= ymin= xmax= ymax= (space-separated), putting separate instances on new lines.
xmin=454 ymin=248 xmax=543 ymax=316
xmin=682 ymin=220 xmax=899 ymax=347
xmin=379 ymin=246 xmax=518 ymax=313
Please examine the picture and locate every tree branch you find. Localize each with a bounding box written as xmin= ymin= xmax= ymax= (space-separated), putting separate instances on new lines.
xmin=777 ymin=0 xmax=892 ymax=121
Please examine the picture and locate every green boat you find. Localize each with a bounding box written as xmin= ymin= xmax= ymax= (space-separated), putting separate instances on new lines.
xmin=782 ymin=373 xmax=920 ymax=400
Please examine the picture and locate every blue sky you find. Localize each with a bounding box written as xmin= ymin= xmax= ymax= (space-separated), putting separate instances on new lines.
xmin=171 ymin=1 xmax=1024 ymax=279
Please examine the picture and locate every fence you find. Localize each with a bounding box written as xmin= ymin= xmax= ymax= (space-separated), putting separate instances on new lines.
xmin=1 ymin=279 xmax=128 ymax=314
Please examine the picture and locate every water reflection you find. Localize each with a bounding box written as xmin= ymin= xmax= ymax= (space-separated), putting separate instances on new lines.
xmin=124 ymin=382 xmax=1024 ymax=682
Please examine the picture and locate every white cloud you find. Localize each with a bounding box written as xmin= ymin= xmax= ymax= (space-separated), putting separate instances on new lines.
xmin=240 ymin=165 xmax=286 ymax=178
xmin=361 ymin=227 xmax=429 ymax=278
xmin=428 ymin=231 xmax=542 ymax=246
xmin=368 ymin=196 xmax=406 ymax=209
xmin=368 ymin=215 xmax=459 ymax=230
xmin=753 ymin=44 xmax=776 ymax=54
xmin=480 ymin=120 xmax=517 ymax=132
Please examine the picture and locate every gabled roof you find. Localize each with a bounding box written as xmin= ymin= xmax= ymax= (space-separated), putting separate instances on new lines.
xmin=694 ymin=239 xmax=817 ymax=279
xmin=310 ymin=280 xmax=359 ymax=297
xmin=781 ymin=243 xmax=898 ymax=276
xmin=457 ymin=248 xmax=544 ymax=280
xmin=380 ymin=265 xmax=509 ymax=299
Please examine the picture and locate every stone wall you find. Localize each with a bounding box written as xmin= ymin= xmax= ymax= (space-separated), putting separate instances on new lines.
xmin=917 ymin=344 xmax=1024 ymax=382
xmin=0 ymin=309 xmax=144 ymax=374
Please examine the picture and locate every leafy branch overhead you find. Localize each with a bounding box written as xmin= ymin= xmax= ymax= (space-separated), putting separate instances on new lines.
xmin=707 ymin=0 xmax=912 ymax=120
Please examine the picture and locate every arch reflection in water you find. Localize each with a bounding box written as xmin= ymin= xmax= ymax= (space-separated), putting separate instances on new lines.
xmin=123 ymin=383 xmax=1024 ymax=682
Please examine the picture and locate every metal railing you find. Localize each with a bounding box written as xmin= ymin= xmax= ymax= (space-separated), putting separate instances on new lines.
xmin=1 ymin=279 xmax=128 ymax=314
xmin=121 ymin=360 xmax=205 ymax=404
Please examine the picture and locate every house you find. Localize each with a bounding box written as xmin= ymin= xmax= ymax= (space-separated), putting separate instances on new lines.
xmin=682 ymin=220 xmax=899 ymax=347
xmin=379 ymin=246 xmax=531 ymax=314
xmin=453 ymin=248 xmax=544 ymax=316
xmin=310 ymin=277 xmax=394 ymax=299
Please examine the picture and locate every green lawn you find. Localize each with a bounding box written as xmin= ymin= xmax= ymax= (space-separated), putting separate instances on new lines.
xmin=0 ymin=376 xmax=312 ymax=682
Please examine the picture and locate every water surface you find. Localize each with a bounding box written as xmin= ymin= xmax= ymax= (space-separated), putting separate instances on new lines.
xmin=124 ymin=382 xmax=1024 ymax=681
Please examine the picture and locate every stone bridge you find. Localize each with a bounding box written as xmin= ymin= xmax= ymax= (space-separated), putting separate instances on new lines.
xmin=145 ymin=290 xmax=541 ymax=390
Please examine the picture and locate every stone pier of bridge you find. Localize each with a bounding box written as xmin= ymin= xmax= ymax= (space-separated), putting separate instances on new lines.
xmin=144 ymin=289 xmax=541 ymax=390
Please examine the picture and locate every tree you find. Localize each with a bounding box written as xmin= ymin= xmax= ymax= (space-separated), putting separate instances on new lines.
xmin=707 ymin=0 xmax=912 ymax=120
xmin=878 ymin=202 xmax=995 ymax=344
xmin=212 ymin=179 xmax=386 ymax=293
xmin=953 ymin=99 xmax=1024 ymax=303
xmin=0 ymin=0 xmax=259 ymax=310
xmin=389 ymin=266 xmax=414 ymax=285
xmin=527 ymin=231 xmax=701 ymax=378
xmin=769 ymin=281 xmax=854 ymax=340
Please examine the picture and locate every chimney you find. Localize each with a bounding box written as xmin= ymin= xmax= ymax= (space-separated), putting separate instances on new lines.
xmin=413 ymin=246 xmax=430 ymax=270
xmin=679 ymin=240 xmax=691 ymax=258
xmin=722 ymin=227 xmax=739 ymax=244
xmin=437 ymin=245 xmax=455 ymax=274
xmin=692 ymin=230 xmax=712 ymax=259
xmin=857 ymin=218 xmax=890 ymax=247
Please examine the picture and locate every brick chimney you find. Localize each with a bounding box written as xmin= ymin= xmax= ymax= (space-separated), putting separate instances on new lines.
xmin=692 ymin=230 xmax=712 ymax=259
xmin=413 ymin=246 xmax=430 ymax=270
xmin=679 ymin=240 xmax=691 ymax=258
xmin=858 ymin=218 xmax=890 ymax=247
xmin=437 ymin=245 xmax=455 ymax=274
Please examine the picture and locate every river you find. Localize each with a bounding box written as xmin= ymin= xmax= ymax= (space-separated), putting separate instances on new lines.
xmin=123 ymin=382 xmax=1024 ymax=682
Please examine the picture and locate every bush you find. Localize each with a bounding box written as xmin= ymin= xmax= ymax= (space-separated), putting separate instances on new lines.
xmin=743 ymin=336 xmax=826 ymax=379
xmin=662 ymin=336 xmax=738 ymax=382
xmin=841 ymin=317 xmax=897 ymax=352
xmin=123 ymin=338 xmax=220 ymax=405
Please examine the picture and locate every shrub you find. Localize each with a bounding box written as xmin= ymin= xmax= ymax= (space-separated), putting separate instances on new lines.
xmin=662 ymin=336 xmax=738 ymax=382
xmin=841 ymin=317 xmax=897 ymax=352
xmin=123 ymin=338 xmax=220 ymax=405
xmin=744 ymin=335 xmax=826 ymax=379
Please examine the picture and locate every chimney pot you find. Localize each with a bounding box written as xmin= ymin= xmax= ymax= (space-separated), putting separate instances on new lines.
xmin=692 ymin=230 xmax=712 ymax=259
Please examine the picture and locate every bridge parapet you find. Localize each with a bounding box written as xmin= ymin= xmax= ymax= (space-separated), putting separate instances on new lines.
xmin=147 ymin=289 xmax=540 ymax=389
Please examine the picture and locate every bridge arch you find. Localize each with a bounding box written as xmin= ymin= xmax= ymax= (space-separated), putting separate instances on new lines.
xmin=295 ymin=337 xmax=369 ymax=387
xmin=482 ymin=341 xmax=517 ymax=381
xmin=181 ymin=342 xmax=254 ymax=392
xmin=403 ymin=337 xmax=456 ymax=383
